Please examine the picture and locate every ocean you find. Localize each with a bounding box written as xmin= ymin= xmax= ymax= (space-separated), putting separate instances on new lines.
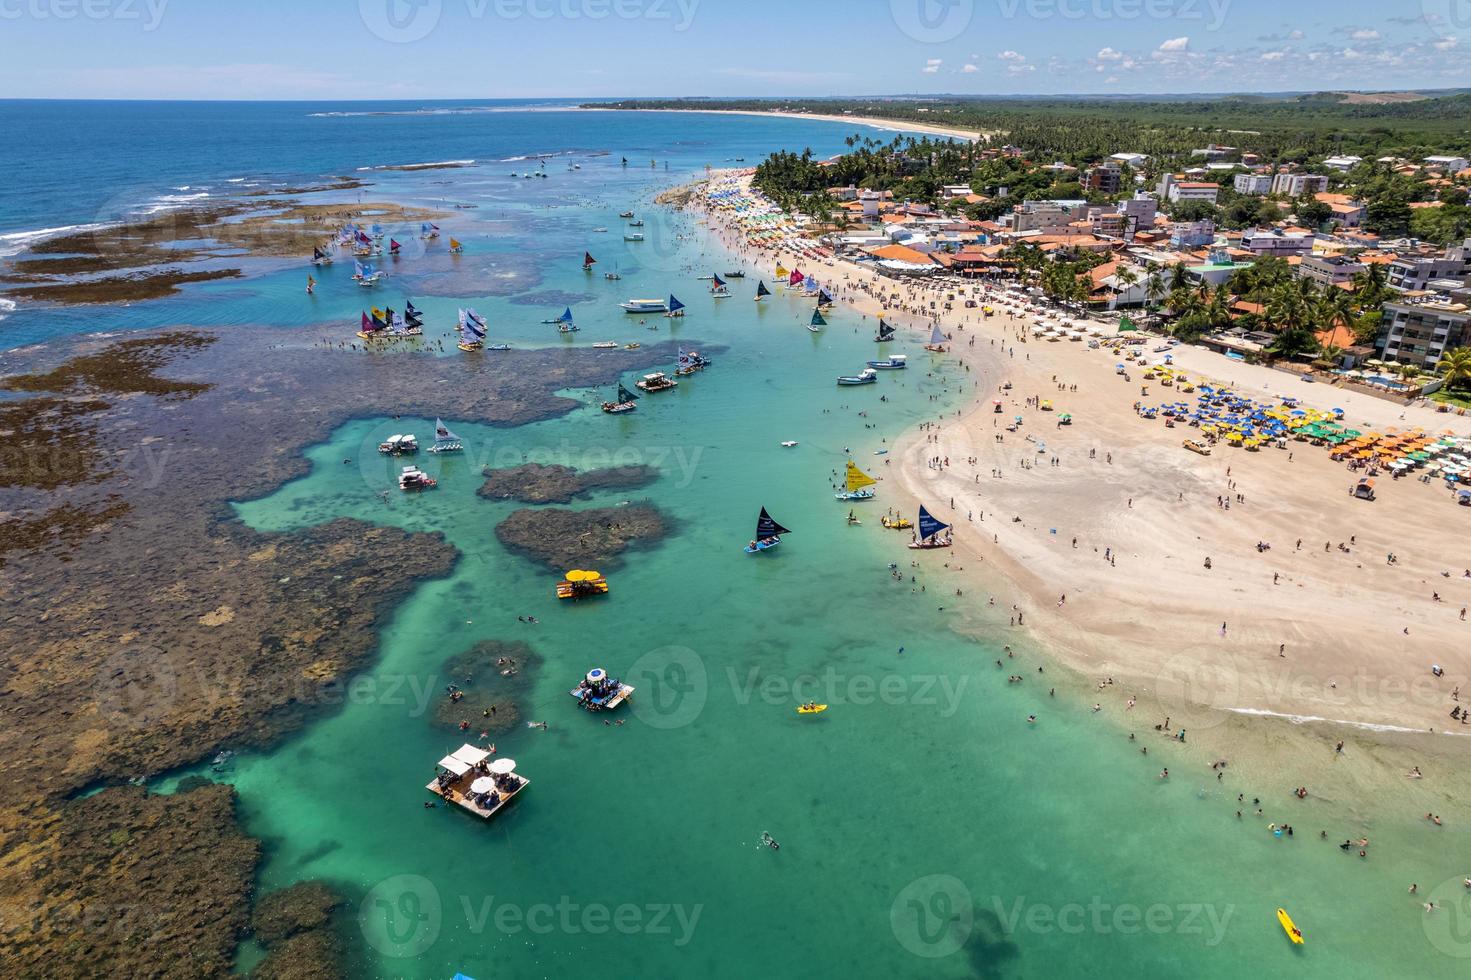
xmin=2 ymin=100 xmax=1458 ymax=978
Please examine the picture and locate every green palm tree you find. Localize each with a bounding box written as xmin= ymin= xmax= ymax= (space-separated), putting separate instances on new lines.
xmin=1438 ymin=347 xmax=1471 ymax=391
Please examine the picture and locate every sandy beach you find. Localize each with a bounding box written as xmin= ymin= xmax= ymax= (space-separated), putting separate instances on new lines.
xmin=583 ymin=105 xmax=988 ymax=142
xmin=695 ymin=170 xmax=1471 ymax=806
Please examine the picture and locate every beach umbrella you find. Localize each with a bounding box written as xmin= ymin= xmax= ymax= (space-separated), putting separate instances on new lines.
xmin=469 ymin=776 xmax=496 ymax=794
xmin=489 ymin=758 xmax=517 ymax=774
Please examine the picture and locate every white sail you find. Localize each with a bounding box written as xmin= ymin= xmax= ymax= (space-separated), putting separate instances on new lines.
xmin=929 ymin=324 xmax=945 ymax=345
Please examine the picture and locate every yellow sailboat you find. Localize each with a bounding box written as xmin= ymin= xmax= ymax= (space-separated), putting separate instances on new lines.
xmin=775 ymin=263 xmax=787 ymax=281
xmin=835 ymin=460 xmax=877 ymax=501
xmin=449 ymin=238 xmax=464 ymax=254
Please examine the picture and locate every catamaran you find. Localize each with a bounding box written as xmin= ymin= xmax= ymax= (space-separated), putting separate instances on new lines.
xmin=836 ymin=368 xmax=878 ymax=386
xmin=427 ymin=418 xmax=463 ymax=454
xmin=835 ymin=460 xmax=877 ymax=501
xmin=582 ymin=251 xmax=597 ymax=271
xmin=709 ymin=274 xmax=731 ymax=298
xmin=874 ymin=319 xmax=896 ymax=343
xmin=867 ymin=354 xmax=907 ymax=370
xmin=621 ymin=298 xmax=668 ymax=314
xmin=601 ymin=382 xmax=640 ymax=414
xmin=744 ymin=507 xmax=790 ymax=554
xmin=457 ymin=308 xmax=487 ymax=352
xmin=635 ymin=372 xmax=678 ymax=393
xmin=908 ymin=505 xmax=953 ymax=549
xmin=924 ymin=324 xmax=947 ymax=352
xmin=754 ymin=280 xmax=771 ymax=302
xmin=808 ymin=308 xmax=826 ymax=333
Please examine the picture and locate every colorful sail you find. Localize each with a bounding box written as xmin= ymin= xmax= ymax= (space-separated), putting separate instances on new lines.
xmin=667 ymin=294 xmax=685 ymax=314
xmin=583 ymin=251 xmax=597 ymax=268
xmin=390 ymin=239 xmax=402 ymax=252
xmin=917 ymin=506 xmax=950 ymax=541
xmin=449 ymin=238 xmax=463 ymax=251
xmin=755 ymin=280 xmax=771 ymax=299
xmin=433 ymin=418 xmax=461 ymax=444
xmin=818 ymin=288 xmax=834 ymax=306
xmin=459 ymin=308 xmax=487 ymax=341
xmin=810 ymin=308 xmax=826 ymax=327
xmin=844 ymin=461 xmax=876 ymax=493
xmin=711 ymin=274 xmax=726 ymax=288
xmin=313 ymin=246 xmax=327 ymax=260
xmin=557 ymin=307 xmax=574 ymax=324
xmin=361 ymin=263 xmax=376 ymax=279
xmin=360 ymin=312 xmax=381 ymax=333
xmin=755 ymin=507 xmax=791 ymax=538
xmin=354 ymin=259 xmax=365 ymax=279
xmin=775 ymin=264 xmax=788 ymax=280
xmin=789 ymin=269 xmax=805 ymax=287
xmin=406 ymin=301 xmax=423 ymax=320
xmin=877 ymin=319 xmax=895 ymax=341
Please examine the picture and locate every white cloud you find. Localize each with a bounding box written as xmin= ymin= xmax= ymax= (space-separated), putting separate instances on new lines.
xmin=922 ymin=59 xmax=942 ymax=74
xmin=1008 ymin=63 xmax=1037 ymax=74
xmin=1158 ymin=36 xmax=1190 ymax=53
xmin=1434 ymin=37 xmax=1459 ymax=50
xmin=1288 ymin=29 xmax=1304 ymax=40
xmin=1105 ymin=76 xmax=1119 ymax=84
xmin=1341 ymin=47 xmax=1363 ymax=59
xmin=961 ymin=63 xmax=978 ymax=73
xmin=997 ymin=50 xmax=1027 ymax=62
xmin=1351 ymin=29 xmax=1380 ymax=41
xmin=1097 ymin=47 xmax=1123 ymax=61
xmin=1260 ymin=50 xmax=1286 ymax=61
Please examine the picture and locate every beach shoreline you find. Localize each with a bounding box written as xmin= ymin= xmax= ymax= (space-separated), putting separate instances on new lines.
xmin=580 ymin=105 xmax=989 ymax=142
xmin=689 ymin=169 xmax=1471 ymax=815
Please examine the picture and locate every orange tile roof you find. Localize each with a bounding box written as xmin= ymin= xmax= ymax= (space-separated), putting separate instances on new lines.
xmin=868 ymin=244 xmax=936 ymax=264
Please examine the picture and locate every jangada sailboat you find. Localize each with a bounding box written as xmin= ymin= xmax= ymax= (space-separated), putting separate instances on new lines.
xmin=420 ymin=222 xmax=440 ymax=239
xmin=817 ymin=288 xmax=834 ymax=308
xmin=674 ymin=347 xmax=711 ymax=377
xmin=744 ymin=507 xmax=791 ymax=554
xmin=457 ymin=308 xmax=487 ymax=352
xmin=600 ymin=382 xmax=640 ymax=414
xmin=874 ymin=319 xmax=895 ymax=343
xmin=834 ymin=460 xmax=877 ymax=501
xmin=908 ymin=505 xmax=953 ymax=549
xmin=449 ymin=237 xmax=464 ymax=254
xmin=807 ymin=308 xmax=826 ymax=333
xmin=582 ymin=251 xmax=597 ymax=271
xmin=556 ymin=307 xmax=579 ymax=333
xmin=924 ymin=324 xmax=947 ymax=352
xmin=312 ymin=245 xmax=333 ymax=266
xmin=709 ymin=274 xmax=731 ymax=298
xmin=357 ymin=310 xmax=389 ymax=341
xmin=754 ymin=280 xmax=771 ymax=302
xmin=427 ymin=418 xmax=464 ymax=453
xmin=664 ymin=295 xmax=685 ymax=318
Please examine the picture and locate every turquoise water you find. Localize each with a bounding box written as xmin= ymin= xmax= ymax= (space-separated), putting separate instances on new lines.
xmin=6 ymin=103 xmax=1464 ymax=977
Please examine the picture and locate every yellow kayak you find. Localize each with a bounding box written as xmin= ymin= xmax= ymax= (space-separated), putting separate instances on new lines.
xmin=1277 ymin=908 xmax=1304 ymax=945
xmin=796 ymin=704 xmax=828 ymax=715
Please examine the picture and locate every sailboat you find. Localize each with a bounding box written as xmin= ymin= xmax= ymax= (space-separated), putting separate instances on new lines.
xmin=389 ymin=239 xmax=403 ymax=256
xmin=406 ymin=301 xmax=424 ymax=326
xmin=754 ymin=280 xmax=771 ymax=302
xmin=357 ymin=262 xmax=382 ymax=287
xmin=674 ymin=347 xmax=711 ymax=377
xmin=600 ymin=382 xmax=639 ymax=414
xmin=312 ymin=246 xmax=333 ymax=266
xmin=420 ymin=222 xmax=440 ymax=239
xmin=556 ymin=307 xmax=578 ymax=333
xmin=807 ymin=308 xmax=826 ymax=333
xmin=744 ymin=507 xmax=791 ymax=554
xmin=908 ymin=505 xmax=953 ymax=549
xmin=427 ymin=418 xmax=464 ymax=453
xmin=356 ymin=310 xmax=388 ymax=341
xmin=775 ymin=263 xmax=788 ymax=282
xmin=874 ymin=319 xmax=896 ymax=343
xmin=449 ymin=237 xmax=464 ymax=254
xmin=817 ymin=288 xmax=834 ymax=308
xmin=834 ymin=461 xmax=877 ymax=501
xmin=583 ymin=251 xmax=597 ymax=271
xmin=924 ymin=324 xmax=947 ymax=352
xmin=709 ymin=274 xmax=731 ymax=298
xmin=788 ymin=269 xmax=805 ymax=288
xmin=457 ymin=308 xmax=486 ymax=352
xmin=664 ymin=294 xmax=685 ymax=318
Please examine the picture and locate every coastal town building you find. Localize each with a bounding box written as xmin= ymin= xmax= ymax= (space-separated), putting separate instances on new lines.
xmin=1240 ymin=227 xmax=1315 ymax=258
xmin=1157 ymin=173 xmax=1220 ymax=203
xmin=1109 ymin=152 xmax=1149 ymax=168
xmin=1083 ymin=164 xmax=1123 ymax=195
xmin=1011 ymin=201 xmax=1078 ymax=234
xmin=1233 ymin=173 xmax=1274 ymax=195
xmin=1386 ymin=240 xmax=1471 ymax=291
xmin=1322 ymin=155 xmax=1364 ymax=171
xmin=1297 ymin=254 xmax=1366 ymax=287
xmin=1170 ymin=219 xmax=1216 ymax=248
xmin=1424 ymin=155 xmax=1470 ymax=174
xmin=1379 ymin=287 xmax=1471 ymax=369
xmin=1270 ymin=173 xmax=1329 ymax=197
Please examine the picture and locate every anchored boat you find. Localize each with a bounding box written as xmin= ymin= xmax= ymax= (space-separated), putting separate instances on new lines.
xmin=378 ymin=433 xmax=419 ymax=455
xmin=427 ymin=745 xmax=527 ymax=819
xmin=635 ymin=372 xmax=678 ymax=393
xmin=744 ymin=507 xmax=790 ymax=554
xmin=621 ymin=298 xmax=668 ymax=314
xmin=908 ymin=505 xmax=953 ymax=549
xmin=837 ymin=368 xmax=878 ymax=386
xmin=923 ymin=323 xmax=947 ymax=352
xmin=709 ymin=274 xmax=731 ymax=298
xmin=754 ymin=280 xmax=771 ymax=302
xmin=570 ymin=668 xmax=635 ymax=711
xmin=867 ymin=355 xmax=907 ymax=370
xmin=601 ymin=382 xmax=640 ymax=414
xmin=874 ymin=319 xmax=896 ymax=343
xmin=808 ymin=308 xmax=826 ymax=333
xmin=665 ymin=294 xmax=685 ymax=318
xmin=835 ymin=460 xmax=878 ymax=501
xmin=674 ymin=347 xmax=711 ymax=377
xmin=457 ymin=308 xmax=487 ymax=351
xmin=556 ymin=569 xmax=608 ymax=600
xmin=427 ymin=418 xmax=463 ymax=454
xmin=398 ymin=465 xmax=437 ymax=492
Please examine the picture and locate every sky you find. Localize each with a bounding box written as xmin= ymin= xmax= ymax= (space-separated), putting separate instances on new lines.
xmin=0 ymin=0 xmax=1467 ymax=100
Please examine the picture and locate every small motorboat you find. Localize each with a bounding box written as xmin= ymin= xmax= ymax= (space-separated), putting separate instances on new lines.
xmin=1276 ymin=908 xmax=1304 ymax=945
xmin=837 ymin=369 xmax=878 ymax=386
xmin=780 ymin=441 xmax=798 ymax=448
xmin=592 ymin=341 xmax=618 ymax=349
xmin=618 ymin=210 xmax=635 ymax=218
xmin=796 ymin=704 xmax=828 ymax=715
xmin=866 ymin=355 xmax=907 ymax=370
xmin=635 ymin=372 xmax=678 ymax=393
xmin=398 ymin=466 xmax=437 ymax=492
xmin=723 ymin=270 xmax=746 ymax=279
xmin=623 ymin=343 xmax=641 ymax=350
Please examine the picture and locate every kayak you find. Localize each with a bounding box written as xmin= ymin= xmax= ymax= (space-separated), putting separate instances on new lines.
xmin=796 ymin=704 xmax=828 ymax=715
xmin=1276 ymin=908 xmax=1304 ymax=945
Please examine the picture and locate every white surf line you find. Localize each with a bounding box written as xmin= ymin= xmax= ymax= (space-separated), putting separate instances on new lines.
xmin=1226 ymin=707 xmax=1471 ymax=737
